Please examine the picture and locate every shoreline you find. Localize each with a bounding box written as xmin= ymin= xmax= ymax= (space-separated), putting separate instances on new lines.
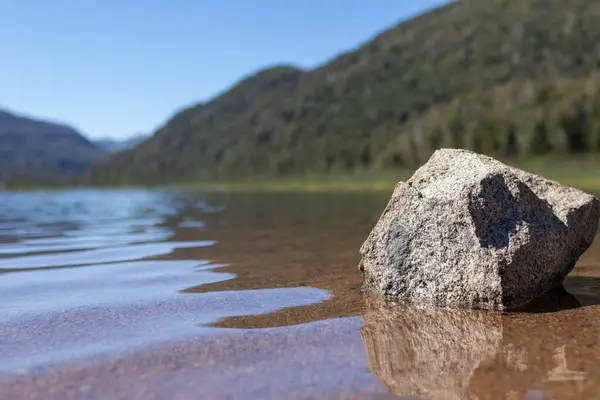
xmin=4 ymin=155 xmax=600 ymax=192
xmin=4 ymin=177 xmax=600 ymax=193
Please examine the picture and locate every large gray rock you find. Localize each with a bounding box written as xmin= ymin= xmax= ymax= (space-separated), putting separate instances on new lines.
xmin=359 ymin=149 xmax=600 ymax=310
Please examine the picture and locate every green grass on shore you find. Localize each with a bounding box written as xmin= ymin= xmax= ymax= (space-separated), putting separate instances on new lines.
xmin=178 ymin=155 xmax=600 ymax=193
xmin=508 ymin=155 xmax=600 ymax=193
xmin=176 ymin=173 xmax=408 ymax=192
xmin=4 ymin=155 xmax=600 ymax=193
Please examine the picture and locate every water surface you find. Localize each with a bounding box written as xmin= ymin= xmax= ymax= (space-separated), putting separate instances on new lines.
xmin=1 ymin=189 xmax=600 ymax=399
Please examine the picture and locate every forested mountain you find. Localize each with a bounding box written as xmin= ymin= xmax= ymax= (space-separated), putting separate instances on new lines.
xmin=86 ymin=0 xmax=600 ymax=185
xmin=0 ymin=109 xmax=105 ymax=183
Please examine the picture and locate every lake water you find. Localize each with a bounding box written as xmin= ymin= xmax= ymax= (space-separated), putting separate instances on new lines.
xmin=1 ymin=189 xmax=600 ymax=399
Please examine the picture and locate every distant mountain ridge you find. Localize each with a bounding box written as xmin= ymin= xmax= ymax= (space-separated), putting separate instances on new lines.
xmin=94 ymin=134 xmax=148 ymax=153
xmin=0 ymin=108 xmax=106 ymax=183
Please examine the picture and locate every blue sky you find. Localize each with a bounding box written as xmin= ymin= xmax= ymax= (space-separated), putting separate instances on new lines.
xmin=0 ymin=0 xmax=450 ymax=140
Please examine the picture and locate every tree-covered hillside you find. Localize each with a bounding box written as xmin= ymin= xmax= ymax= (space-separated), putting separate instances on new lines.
xmin=86 ymin=0 xmax=600 ymax=185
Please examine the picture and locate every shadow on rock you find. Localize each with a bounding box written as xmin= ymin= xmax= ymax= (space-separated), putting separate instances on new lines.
xmin=361 ymin=278 xmax=600 ymax=399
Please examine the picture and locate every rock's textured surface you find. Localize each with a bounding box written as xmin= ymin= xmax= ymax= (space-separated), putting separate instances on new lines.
xmin=359 ymin=148 xmax=600 ymax=310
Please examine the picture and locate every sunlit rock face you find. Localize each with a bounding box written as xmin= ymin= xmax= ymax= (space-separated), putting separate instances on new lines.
xmin=361 ymin=286 xmax=600 ymax=399
xmin=359 ymin=149 xmax=599 ymax=310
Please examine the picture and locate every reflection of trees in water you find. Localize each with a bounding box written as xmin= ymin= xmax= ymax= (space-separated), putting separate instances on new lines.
xmin=361 ymin=286 xmax=600 ymax=399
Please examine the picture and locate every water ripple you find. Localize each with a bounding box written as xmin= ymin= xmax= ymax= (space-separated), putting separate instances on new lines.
xmin=0 ymin=189 xmax=333 ymax=374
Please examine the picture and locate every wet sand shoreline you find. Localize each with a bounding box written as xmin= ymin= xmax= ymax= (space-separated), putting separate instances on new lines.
xmin=4 ymin=282 xmax=600 ymax=400
xmin=0 ymin=317 xmax=399 ymax=400
xmin=3 ymin=190 xmax=600 ymax=399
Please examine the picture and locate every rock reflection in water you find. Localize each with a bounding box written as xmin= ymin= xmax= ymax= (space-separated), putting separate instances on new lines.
xmin=361 ymin=286 xmax=600 ymax=399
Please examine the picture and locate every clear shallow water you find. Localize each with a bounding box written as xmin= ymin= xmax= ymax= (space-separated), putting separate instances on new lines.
xmin=2 ymin=189 xmax=600 ymax=400
xmin=0 ymin=190 xmax=333 ymax=374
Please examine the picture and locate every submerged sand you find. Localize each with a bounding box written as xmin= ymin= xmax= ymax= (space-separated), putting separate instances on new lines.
xmin=2 ymin=190 xmax=600 ymax=399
